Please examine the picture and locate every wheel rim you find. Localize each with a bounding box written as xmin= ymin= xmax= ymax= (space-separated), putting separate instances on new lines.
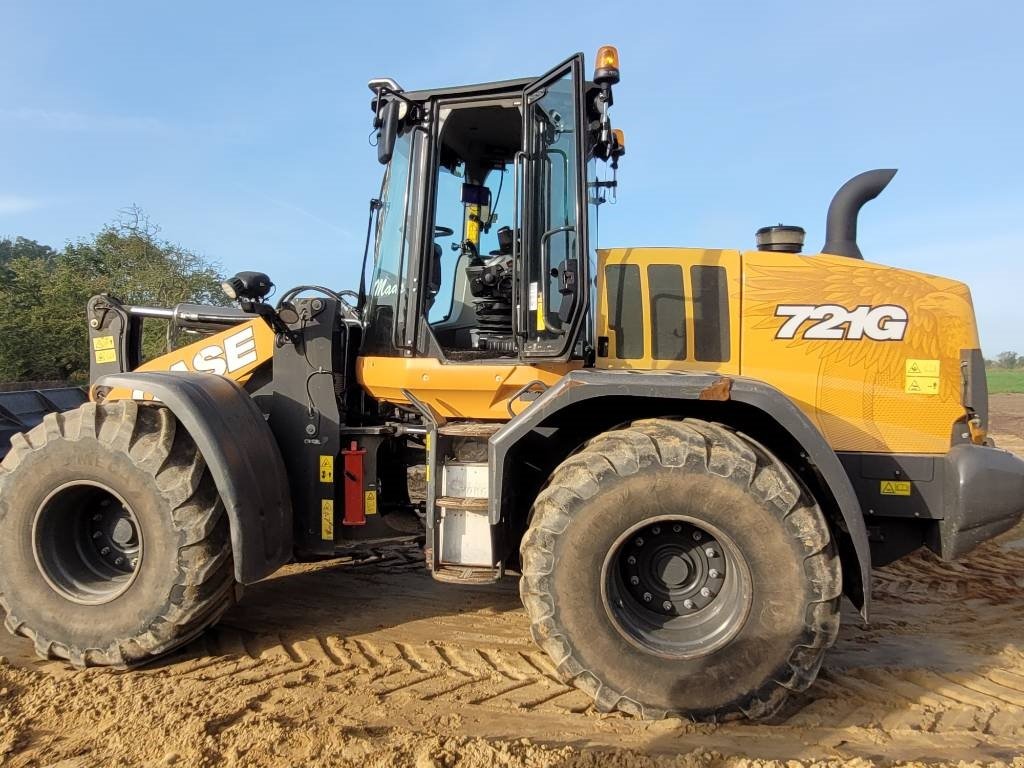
xmin=601 ymin=515 xmax=752 ymax=659
xmin=32 ymin=481 xmax=143 ymax=605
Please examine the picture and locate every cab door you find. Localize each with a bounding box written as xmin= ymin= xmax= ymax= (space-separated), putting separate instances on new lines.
xmin=516 ymin=54 xmax=589 ymax=360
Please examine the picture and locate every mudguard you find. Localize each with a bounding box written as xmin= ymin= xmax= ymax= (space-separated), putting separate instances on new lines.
xmin=95 ymin=371 xmax=293 ymax=584
xmin=490 ymin=369 xmax=874 ymax=618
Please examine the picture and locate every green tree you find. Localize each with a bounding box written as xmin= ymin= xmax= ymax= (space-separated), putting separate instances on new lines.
xmin=996 ymin=351 xmax=1021 ymax=369
xmin=0 ymin=209 xmax=227 ymax=383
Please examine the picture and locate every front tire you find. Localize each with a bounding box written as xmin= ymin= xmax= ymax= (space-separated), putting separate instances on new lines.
xmin=519 ymin=418 xmax=841 ymax=720
xmin=0 ymin=400 xmax=235 ymax=667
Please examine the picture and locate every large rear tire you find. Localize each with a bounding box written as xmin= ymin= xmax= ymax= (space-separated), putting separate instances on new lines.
xmin=0 ymin=400 xmax=235 ymax=667
xmin=519 ymin=418 xmax=841 ymax=720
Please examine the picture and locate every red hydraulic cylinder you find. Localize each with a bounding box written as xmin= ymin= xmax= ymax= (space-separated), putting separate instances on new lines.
xmin=341 ymin=441 xmax=366 ymax=526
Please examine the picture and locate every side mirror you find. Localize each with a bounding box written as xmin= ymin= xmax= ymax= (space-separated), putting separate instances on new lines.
xmin=377 ymin=99 xmax=400 ymax=165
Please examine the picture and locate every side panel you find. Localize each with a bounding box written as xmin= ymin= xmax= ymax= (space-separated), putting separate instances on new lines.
xmin=742 ymin=251 xmax=978 ymax=454
xmin=357 ymin=356 xmax=580 ymax=420
xmin=95 ymin=372 xmax=293 ymax=584
xmin=595 ymin=248 xmax=742 ymax=374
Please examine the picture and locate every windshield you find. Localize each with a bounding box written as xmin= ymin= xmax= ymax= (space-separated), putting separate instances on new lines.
xmin=363 ymin=129 xmax=414 ymax=354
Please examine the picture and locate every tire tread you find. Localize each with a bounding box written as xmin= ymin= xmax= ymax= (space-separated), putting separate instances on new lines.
xmin=519 ymin=417 xmax=842 ymax=721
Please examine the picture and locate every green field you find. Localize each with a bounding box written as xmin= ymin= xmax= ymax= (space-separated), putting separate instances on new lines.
xmin=987 ymin=368 xmax=1024 ymax=394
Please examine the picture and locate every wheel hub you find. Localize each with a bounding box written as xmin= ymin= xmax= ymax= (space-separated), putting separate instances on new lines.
xmin=619 ymin=521 xmax=726 ymax=615
xmin=32 ymin=481 xmax=143 ymax=604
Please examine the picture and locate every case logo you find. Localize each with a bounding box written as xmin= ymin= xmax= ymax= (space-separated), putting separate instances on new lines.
xmin=167 ymin=325 xmax=259 ymax=375
xmin=774 ymin=304 xmax=908 ymax=341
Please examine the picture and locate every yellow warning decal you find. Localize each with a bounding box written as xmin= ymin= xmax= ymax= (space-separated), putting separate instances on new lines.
xmin=425 ymin=433 xmax=432 ymax=483
xmin=321 ymin=499 xmax=334 ymax=540
xmin=365 ymin=490 xmax=378 ymax=515
xmin=93 ymin=335 xmax=117 ymax=364
xmin=880 ymin=480 xmax=912 ymax=496
xmin=536 ymin=292 xmax=545 ymax=332
xmin=905 ymin=359 xmax=940 ymax=395
xmin=319 ymin=455 xmax=334 ymax=483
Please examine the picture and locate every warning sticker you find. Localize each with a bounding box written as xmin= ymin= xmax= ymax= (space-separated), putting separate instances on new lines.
xmin=319 ymin=455 xmax=334 ymax=483
xmin=92 ymin=335 xmax=115 ymax=351
xmin=905 ymin=377 xmax=940 ymax=395
xmin=905 ymin=358 xmax=940 ymax=395
xmin=906 ymin=359 xmax=940 ymax=377
xmin=365 ymin=490 xmax=378 ymax=515
xmin=880 ymin=480 xmax=912 ymax=496
xmin=321 ymin=499 xmax=334 ymax=539
xmin=94 ymin=348 xmax=117 ymax=364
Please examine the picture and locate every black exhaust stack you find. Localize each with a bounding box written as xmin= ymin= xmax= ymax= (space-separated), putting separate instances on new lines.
xmin=822 ymin=168 xmax=897 ymax=259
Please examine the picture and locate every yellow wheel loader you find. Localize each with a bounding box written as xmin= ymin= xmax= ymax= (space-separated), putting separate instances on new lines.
xmin=2 ymin=47 xmax=1022 ymax=720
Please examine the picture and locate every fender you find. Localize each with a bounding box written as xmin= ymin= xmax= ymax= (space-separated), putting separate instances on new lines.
xmin=94 ymin=371 xmax=292 ymax=584
xmin=489 ymin=369 xmax=873 ymax=618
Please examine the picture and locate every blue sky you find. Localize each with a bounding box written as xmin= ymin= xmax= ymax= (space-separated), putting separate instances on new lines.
xmin=1 ymin=1 xmax=1021 ymax=353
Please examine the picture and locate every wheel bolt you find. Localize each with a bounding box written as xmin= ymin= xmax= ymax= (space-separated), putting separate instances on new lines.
xmin=692 ymin=531 xmax=702 ymax=541
xmin=92 ymin=514 xmax=103 ymax=522
xmin=630 ymin=576 xmax=640 ymax=585
xmin=627 ymin=556 xmax=637 ymax=566
xmin=700 ymin=587 xmax=712 ymax=597
xmin=672 ymin=524 xmax=681 ymax=533
xmin=92 ymin=531 xmax=102 ymax=539
xmin=709 ymin=569 xmax=720 ymax=579
xmin=115 ymin=557 xmax=124 ymax=566
xmin=643 ymin=592 xmax=653 ymax=603
xmin=130 ymin=559 xmax=138 ymax=568
xmin=705 ymin=547 xmax=716 ymax=558
xmin=683 ymin=599 xmax=695 ymax=609
xmin=100 ymin=547 xmax=110 ymax=555
xmin=634 ymin=537 xmax=644 ymax=547
xmin=662 ymin=601 xmax=673 ymax=611
xmin=651 ymin=526 xmax=661 ymax=535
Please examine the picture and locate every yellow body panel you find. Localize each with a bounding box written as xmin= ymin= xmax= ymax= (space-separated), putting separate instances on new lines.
xmin=742 ymin=251 xmax=977 ymax=454
xmin=595 ymin=247 xmax=978 ymax=454
xmin=596 ymin=248 xmax=741 ymax=374
xmin=99 ymin=319 xmax=275 ymax=401
xmin=357 ymin=356 xmax=579 ymax=420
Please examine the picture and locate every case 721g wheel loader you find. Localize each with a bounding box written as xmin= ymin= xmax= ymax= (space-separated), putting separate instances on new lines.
xmin=2 ymin=47 xmax=1023 ymax=721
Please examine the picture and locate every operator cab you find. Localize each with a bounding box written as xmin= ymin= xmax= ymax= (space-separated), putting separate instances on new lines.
xmin=361 ymin=50 xmax=624 ymax=364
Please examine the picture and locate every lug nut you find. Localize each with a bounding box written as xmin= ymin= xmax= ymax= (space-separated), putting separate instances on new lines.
xmin=634 ymin=537 xmax=644 ymax=547
xmin=115 ymin=557 xmax=124 ymax=566
xmin=630 ymin=576 xmax=640 ymax=585
xmin=662 ymin=601 xmax=673 ymax=611
xmin=93 ymin=514 xmax=103 ymax=522
xmin=683 ymin=599 xmax=695 ymax=609
xmin=709 ymin=569 xmax=720 ymax=579
xmin=100 ymin=547 xmax=110 ymax=556
xmin=92 ymin=531 xmax=102 ymax=539
xmin=700 ymin=587 xmax=712 ymax=597
xmin=672 ymin=524 xmax=682 ymax=533
xmin=692 ymin=531 xmax=702 ymax=541
xmin=651 ymin=526 xmax=661 ymax=535
xmin=705 ymin=547 xmax=716 ymax=558
xmin=627 ymin=555 xmax=637 ymax=566
xmin=643 ymin=592 xmax=653 ymax=603
xmin=130 ymin=559 xmax=138 ymax=568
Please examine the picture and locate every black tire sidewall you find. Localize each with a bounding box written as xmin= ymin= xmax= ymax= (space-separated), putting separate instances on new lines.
xmin=547 ymin=463 xmax=814 ymax=714
xmin=0 ymin=437 xmax=182 ymax=650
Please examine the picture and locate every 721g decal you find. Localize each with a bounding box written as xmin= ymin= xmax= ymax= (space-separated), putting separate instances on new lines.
xmin=774 ymin=304 xmax=908 ymax=341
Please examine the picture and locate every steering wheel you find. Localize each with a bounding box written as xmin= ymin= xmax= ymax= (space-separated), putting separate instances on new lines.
xmin=434 ymin=225 xmax=455 ymax=238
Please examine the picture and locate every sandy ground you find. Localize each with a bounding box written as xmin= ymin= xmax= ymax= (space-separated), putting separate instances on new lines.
xmin=3 ymin=399 xmax=1024 ymax=767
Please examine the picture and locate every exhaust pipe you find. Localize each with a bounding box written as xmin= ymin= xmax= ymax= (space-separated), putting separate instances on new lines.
xmin=821 ymin=168 xmax=897 ymax=259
